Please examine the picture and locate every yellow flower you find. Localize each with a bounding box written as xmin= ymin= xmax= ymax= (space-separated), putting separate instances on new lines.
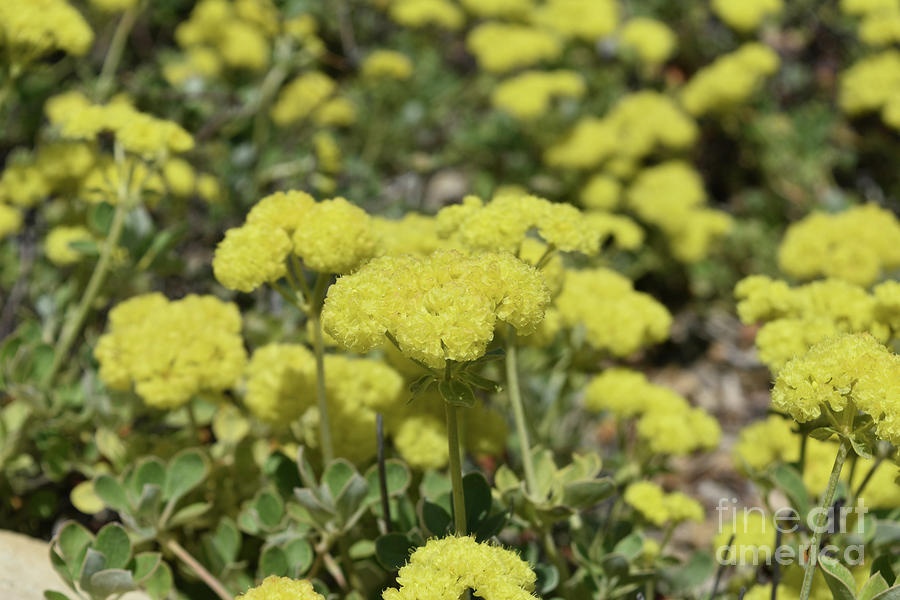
xmin=313 ymin=132 xmax=342 ymax=174
xmin=459 ymin=0 xmax=533 ymax=18
xmin=556 ymin=268 xmax=671 ymax=356
xmin=291 ymin=197 xmax=376 ymax=274
xmin=0 ymin=204 xmax=23 ymax=241
xmin=362 ymin=50 xmax=414 ymax=80
xmin=271 ymin=72 xmax=336 ymax=125
xmin=637 ymin=407 xmax=721 ymax=455
xmin=389 ymin=0 xmax=465 ymax=30
xmin=44 ymin=225 xmax=93 ymax=266
xmin=0 ymin=0 xmax=94 ymax=63
xmin=531 ymin=0 xmax=619 ymax=40
xmin=467 ymin=23 xmax=562 ymax=74
xmin=620 ymin=17 xmax=676 ymax=65
xmin=714 ymin=511 xmax=776 ymax=565
xmin=94 ymin=294 xmax=246 ymax=409
xmin=733 ymin=415 xmax=799 ymax=473
xmin=840 ymin=50 xmax=900 ymax=116
xmin=312 ymin=97 xmax=357 ymax=127
xmin=162 ymin=158 xmax=196 ymax=198
xmin=237 ymin=576 xmax=324 ymax=600
xmin=492 ymin=70 xmax=585 ymax=120
xmin=323 ymin=250 xmax=550 ymax=368
xmin=624 ymin=482 xmax=704 ymax=526
xmin=711 ymin=0 xmax=783 ymax=32
xmin=383 ymin=536 xmax=537 ymax=600
xmin=89 ymin=0 xmax=139 ymax=12
xmin=680 ymin=43 xmax=780 ymax=116
xmin=773 ymin=333 xmax=900 ymax=443
xmin=244 ymin=344 xmax=317 ymax=423
xmin=372 ymin=213 xmax=448 ymax=257
xmin=579 ymin=174 xmax=621 ymax=210
xmin=841 ymin=0 xmax=899 ymax=15
xmin=212 ymin=224 xmax=292 ymax=292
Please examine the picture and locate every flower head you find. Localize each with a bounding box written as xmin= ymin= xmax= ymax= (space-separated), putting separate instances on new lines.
xmin=237 ymin=576 xmax=324 ymax=600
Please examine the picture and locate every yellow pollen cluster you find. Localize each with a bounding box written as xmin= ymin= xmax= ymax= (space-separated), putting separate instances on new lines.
xmin=213 ymin=193 xmax=376 ymax=292
xmin=580 ymin=174 xmax=621 ymax=211
xmin=492 ymin=70 xmax=586 ymax=120
xmin=236 ymin=576 xmax=324 ymax=600
xmin=0 ymin=0 xmax=93 ymax=64
xmin=389 ymin=0 xmax=465 ymax=30
xmin=459 ymin=0 xmax=533 ymax=18
xmin=626 ymin=161 xmax=733 ymax=262
xmin=556 ymin=269 xmax=671 ymax=356
xmin=619 ymin=18 xmax=677 ymax=66
xmin=270 ymin=72 xmax=352 ymax=127
xmin=624 ymin=481 xmax=704 ymax=526
xmin=436 ymin=194 xmax=603 ymax=255
xmin=680 ymin=43 xmax=780 ymax=116
xmin=382 ymin=536 xmax=537 ymax=600
xmin=839 ymin=50 xmax=900 ymax=124
xmin=322 ymin=250 xmax=550 ymax=368
xmin=372 ymin=214 xmax=449 ymax=257
xmin=362 ymin=50 xmax=414 ymax=80
xmin=174 ymin=0 xmax=277 ymax=73
xmin=530 ymin=0 xmax=620 ymax=40
xmin=544 ymin=92 xmax=697 ymax=170
xmin=466 ymin=23 xmax=562 ymax=74
xmin=773 ymin=333 xmax=900 ymax=443
xmin=711 ymin=0 xmax=783 ymax=32
xmin=778 ymin=204 xmax=900 ymax=286
xmin=94 ymin=294 xmax=246 ymax=409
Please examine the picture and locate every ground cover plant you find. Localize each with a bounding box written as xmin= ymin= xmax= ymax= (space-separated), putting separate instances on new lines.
xmin=2 ymin=1 xmax=900 ymax=600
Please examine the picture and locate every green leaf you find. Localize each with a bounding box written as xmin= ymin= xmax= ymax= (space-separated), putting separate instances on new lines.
xmin=613 ymin=533 xmax=644 ymax=560
xmin=210 ymin=518 xmax=241 ymax=564
xmin=70 ymin=481 xmax=105 ymax=515
xmin=534 ymin=563 xmax=559 ymax=595
xmin=50 ymin=548 xmax=73 ymax=585
xmin=67 ymin=239 xmax=98 ymax=256
xmin=850 ymin=434 xmax=875 ymax=460
xmin=255 ymin=492 xmax=284 ymax=530
xmin=79 ymin=548 xmax=107 ymax=592
xmin=213 ymin=404 xmax=250 ymax=444
xmin=456 ymin=370 xmax=502 ymax=392
xmin=773 ymin=463 xmax=811 ymax=517
xmin=810 ymin=427 xmax=839 ymax=441
xmin=561 ymin=479 xmax=615 ymax=509
xmin=285 ymin=538 xmax=314 ymax=576
xmin=92 ymin=523 xmax=131 ymax=570
xmin=438 ymin=379 xmax=476 ymax=408
xmin=819 ymin=555 xmax=858 ymax=600
xmin=420 ymin=471 xmax=451 ymax=501
xmin=409 ymin=375 xmax=434 ymax=396
xmin=89 ymin=202 xmax=115 ymax=236
xmin=462 ymin=472 xmax=492 ymax=528
xmin=872 ymin=586 xmax=900 ymax=600
xmin=600 ymin=553 xmax=629 ymax=579
xmin=259 ymin=545 xmax=289 ymax=578
xmin=322 ymin=460 xmax=357 ymax=503
xmin=265 ymin=452 xmax=303 ymax=498
xmin=94 ymin=475 xmax=130 ymax=512
xmin=44 ymin=592 xmax=71 ymax=600
xmin=335 ymin=473 xmax=369 ymax=526
xmin=131 ymin=552 xmax=162 ymax=582
xmin=860 ymin=574 xmax=890 ymax=600
xmin=665 ymin=552 xmax=715 ymax=592
xmin=474 ymin=510 xmax=507 ymax=542
xmin=421 ymin=500 xmax=452 ymax=537
xmin=167 ymin=502 xmax=212 ymax=528
xmin=164 ymin=450 xmax=207 ymax=502
xmin=144 ymin=560 xmax=173 ymax=600
xmin=375 ymin=533 xmax=415 ymax=571
xmin=293 ymin=488 xmax=335 ymax=524
xmin=349 ymin=540 xmax=375 ymax=560
xmin=132 ymin=458 xmax=167 ymax=500
xmin=365 ymin=459 xmax=411 ymax=503
xmin=55 ymin=521 xmax=93 ymax=566
xmin=135 ymin=484 xmax=163 ymax=520
xmin=872 ymin=555 xmax=896 ymax=586
xmin=89 ymin=569 xmax=136 ymax=597
xmin=296 ymin=447 xmax=318 ymax=490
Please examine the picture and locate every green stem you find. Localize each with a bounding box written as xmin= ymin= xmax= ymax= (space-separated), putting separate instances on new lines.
xmin=338 ymin=536 xmax=363 ymax=593
xmin=542 ymin=527 xmax=571 ymax=589
xmin=798 ymin=438 xmax=850 ymax=600
xmin=310 ymin=272 xmax=334 ymax=463
xmin=95 ymin=5 xmax=139 ymax=101
xmin=445 ymin=402 xmax=467 ymax=535
xmin=164 ymin=538 xmax=232 ymax=600
xmin=505 ymin=325 xmax=539 ymax=498
xmin=43 ymin=152 xmax=130 ymax=387
xmin=854 ymin=453 xmax=886 ymax=500
xmin=798 ymin=433 xmax=808 ymax=476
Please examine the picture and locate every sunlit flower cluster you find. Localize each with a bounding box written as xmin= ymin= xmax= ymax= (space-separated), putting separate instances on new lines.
xmin=95 ymin=294 xmax=247 ymax=409
xmin=778 ymin=204 xmax=900 ymax=286
xmin=619 ymin=17 xmax=677 ymax=66
xmin=711 ymin=0 xmax=783 ymax=32
xmin=323 ymin=250 xmax=550 ymax=368
xmin=237 ymin=576 xmax=324 ymax=600
xmin=624 ymin=481 xmax=704 ymax=526
xmin=839 ymin=50 xmax=900 ymax=129
xmin=0 ymin=0 xmax=93 ymax=65
xmin=680 ymin=43 xmax=780 ymax=116
xmin=362 ymin=50 xmax=414 ymax=80
xmin=530 ymin=0 xmax=619 ymax=40
xmin=466 ymin=23 xmax=562 ymax=74
xmin=492 ymin=71 xmax=585 ymax=120
xmin=271 ymin=71 xmax=357 ymax=127
xmin=389 ymin=0 xmax=465 ymax=30
xmin=383 ymin=536 xmax=537 ymax=600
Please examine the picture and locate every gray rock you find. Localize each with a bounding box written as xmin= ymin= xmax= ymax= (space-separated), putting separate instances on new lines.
xmin=0 ymin=530 xmax=150 ymax=600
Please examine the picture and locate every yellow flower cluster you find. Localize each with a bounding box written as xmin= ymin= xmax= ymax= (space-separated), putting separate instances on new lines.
xmin=530 ymin=0 xmax=619 ymax=40
xmin=467 ymin=23 xmax=562 ymax=74
xmin=619 ymin=17 xmax=676 ymax=66
xmin=733 ymin=415 xmax=798 ymax=473
xmin=778 ymin=204 xmax=900 ymax=286
xmin=271 ymin=71 xmax=357 ymax=127
xmin=0 ymin=0 xmax=93 ymax=65
xmin=237 ymin=576 xmax=324 ymax=600
xmin=389 ymin=0 xmax=465 ymax=30
xmin=580 ymin=175 xmax=621 ymax=211
xmin=372 ymin=214 xmax=450 ymax=257
xmin=584 ymin=212 xmax=645 ymax=251
xmin=459 ymin=0 xmax=533 ymax=18
xmin=839 ymin=50 xmax=900 ymax=124
xmin=545 ymin=92 xmax=697 ymax=170
xmin=680 ymin=43 xmax=780 ymax=116
xmin=624 ymin=481 xmax=704 ymax=526
xmin=436 ymin=194 xmax=603 ymax=255
xmin=841 ymin=0 xmax=900 ymax=16
xmin=0 ymin=204 xmax=22 ymax=241
xmin=174 ymin=0 xmax=278 ymax=73
xmin=213 ymin=193 xmax=376 ymax=291
xmin=322 ymin=250 xmax=550 ymax=368
xmin=492 ymin=71 xmax=585 ymax=120
xmin=744 ymin=585 xmax=798 ymax=600
xmin=556 ymin=269 xmax=671 ymax=356
xmin=773 ymin=333 xmax=900 ymax=443
xmin=94 ymin=294 xmax=246 ymax=409
xmin=626 ymin=161 xmax=733 ymax=262
xmin=361 ymin=50 xmax=414 ymax=80
xmin=711 ymin=0 xmax=783 ymax=32
xmin=89 ymin=0 xmax=139 ymax=12
xmin=383 ymin=536 xmax=537 ymax=600
xmin=584 ymin=367 xmax=720 ymax=455
xmin=44 ymin=226 xmax=93 ymax=266
xmin=50 ymin=94 xmax=194 ymax=159
xmin=714 ymin=511 xmax=775 ymax=565
xmin=735 ymin=275 xmax=900 ymax=371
